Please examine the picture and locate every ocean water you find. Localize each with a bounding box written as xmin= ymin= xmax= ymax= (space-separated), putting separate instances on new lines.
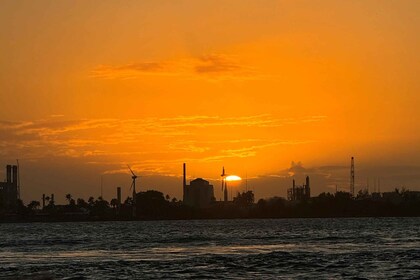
xmin=0 ymin=218 xmax=419 ymax=279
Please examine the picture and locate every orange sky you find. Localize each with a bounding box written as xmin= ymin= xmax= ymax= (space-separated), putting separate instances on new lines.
xmin=1 ymin=1 xmax=419 ymax=203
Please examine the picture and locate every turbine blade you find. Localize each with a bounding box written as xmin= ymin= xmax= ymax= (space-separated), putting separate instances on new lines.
xmin=127 ymin=164 xmax=136 ymax=176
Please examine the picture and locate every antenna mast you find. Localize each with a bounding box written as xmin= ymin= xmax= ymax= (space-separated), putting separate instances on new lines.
xmin=245 ymin=172 xmax=248 ymax=192
xmin=16 ymin=159 xmax=20 ymax=200
xmin=100 ymin=175 xmax=103 ymax=198
xmin=367 ymin=177 xmax=369 ymax=194
xmin=350 ymin=157 xmax=355 ymax=197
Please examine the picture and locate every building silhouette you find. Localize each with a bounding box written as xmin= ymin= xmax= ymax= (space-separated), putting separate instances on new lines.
xmin=0 ymin=165 xmax=19 ymax=210
xmin=182 ymin=163 xmax=215 ymax=208
xmin=287 ymin=176 xmax=311 ymax=201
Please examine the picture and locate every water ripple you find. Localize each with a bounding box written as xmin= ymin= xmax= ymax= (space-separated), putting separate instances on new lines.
xmin=0 ymin=217 xmax=419 ymax=279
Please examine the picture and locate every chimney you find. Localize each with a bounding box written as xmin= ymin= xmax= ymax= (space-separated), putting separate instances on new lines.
xmin=183 ymin=163 xmax=188 ymax=203
xmin=117 ymin=187 xmax=122 ymax=206
xmin=305 ymin=176 xmax=310 ymax=198
xmin=183 ymin=163 xmax=186 ymax=188
xmin=12 ymin=165 xmax=18 ymax=186
xmin=42 ymin=194 xmax=46 ymax=209
xmin=6 ymin=165 xmax=12 ymax=183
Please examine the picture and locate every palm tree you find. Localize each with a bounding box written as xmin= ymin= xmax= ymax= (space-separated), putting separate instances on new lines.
xmin=77 ymin=198 xmax=88 ymax=208
xmin=65 ymin=193 xmax=72 ymax=205
xmin=27 ymin=200 xmax=40 ymax=211
xmin=110 ymin=198 xmax=118 ymax=209
xmin=88 ymin=196 xmax=95 ymax=207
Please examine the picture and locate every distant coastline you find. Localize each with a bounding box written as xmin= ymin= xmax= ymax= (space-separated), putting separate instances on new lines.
xmin=2 ymin=189 xmax=419 ymax=223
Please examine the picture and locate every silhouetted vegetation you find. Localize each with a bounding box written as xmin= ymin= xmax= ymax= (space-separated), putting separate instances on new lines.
xmin=1 ymin=188 xmax=419 ymax=222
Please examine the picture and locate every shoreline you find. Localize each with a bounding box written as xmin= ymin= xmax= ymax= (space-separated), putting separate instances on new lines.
xmin=1 ymin=214 xmax=419 ymax=224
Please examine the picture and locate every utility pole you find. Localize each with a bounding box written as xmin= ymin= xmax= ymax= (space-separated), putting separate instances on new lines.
xmin=16 ymin=159 xmax=21 ymax=200
xmin=350 ymin=157 xmax=355 ymax=197
xmin=100 ymin=175 xmax=103 ymax=198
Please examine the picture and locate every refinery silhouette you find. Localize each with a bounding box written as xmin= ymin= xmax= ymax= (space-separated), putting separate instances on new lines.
xmin=1 ymin=158 xmax=419 ymax=222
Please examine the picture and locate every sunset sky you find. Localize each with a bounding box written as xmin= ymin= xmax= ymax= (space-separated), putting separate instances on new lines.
xmin=1 ymin=0 xmax=419 ymax=203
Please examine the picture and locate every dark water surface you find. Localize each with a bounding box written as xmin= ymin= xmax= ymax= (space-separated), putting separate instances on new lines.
xmin=0 ymin=218 xmax=419 ymax=279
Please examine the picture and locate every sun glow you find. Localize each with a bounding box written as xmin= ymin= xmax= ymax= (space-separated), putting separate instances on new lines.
xmin=1 ymin=1 xmax=419 ymax=202
xmin=225 ymin=175 xmax=241 ymax=182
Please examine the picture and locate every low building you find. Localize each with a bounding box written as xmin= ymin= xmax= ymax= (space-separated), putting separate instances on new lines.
xmin=182 ymin=163 xmax=215 ymax=208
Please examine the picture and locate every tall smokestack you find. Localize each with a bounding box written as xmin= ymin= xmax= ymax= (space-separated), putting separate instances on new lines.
xmin=117 ymin=187 xmax=122 ymax=206
xmin=12 ymin=165 xmax=18 ymax=186
xmin=42 ymin=194 xmax=46 ymax=209
xmin=183 ymin=163 xmax=186 ymax=188
xmin=305 ymin=176 xmax=310 ymax=198
xmin=183 ymin=163 xmax=187 ymax=203
xmin=6 ymin=165 xmax=12 ymax=183
xmin=292 ymin=179 xmax=295 ymax=200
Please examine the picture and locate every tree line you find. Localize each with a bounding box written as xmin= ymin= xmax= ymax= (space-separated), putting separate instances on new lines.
xmin=1 ymin=188 xmax=419 ymax=222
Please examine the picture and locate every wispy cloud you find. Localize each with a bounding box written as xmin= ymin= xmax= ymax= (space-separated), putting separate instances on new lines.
xmin=90 ymin=53 xmax=260 ymax=81
xmin=199 ymin=141 xmax=312 ymax=163
xmin=0 ymin=114 xmax=326 ymax=176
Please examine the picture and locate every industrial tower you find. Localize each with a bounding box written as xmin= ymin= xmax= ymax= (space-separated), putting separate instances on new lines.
xmin=16 ymin=159 xmax=20 ymax=200
xmin=350 ymin=157 xmax=355 ymax=197
xmin=221 ymin=167 xmax=228 ymax=202
xmin=183 ymin=163 xmax=187 ymax=202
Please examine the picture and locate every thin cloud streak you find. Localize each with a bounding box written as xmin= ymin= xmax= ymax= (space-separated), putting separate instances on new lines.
xmin=90 ymin=53 xmax=261 ymax=81
xmin=0 ymin=114 xmax=326 ymax=178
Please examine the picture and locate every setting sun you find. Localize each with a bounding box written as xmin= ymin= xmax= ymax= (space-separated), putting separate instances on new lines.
xmin=225 ymin=175 xmax=242 ymax=182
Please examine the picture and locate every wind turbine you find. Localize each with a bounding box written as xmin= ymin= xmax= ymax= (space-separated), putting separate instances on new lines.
xmin=127 ymin=165 xmax=138 ymax=218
